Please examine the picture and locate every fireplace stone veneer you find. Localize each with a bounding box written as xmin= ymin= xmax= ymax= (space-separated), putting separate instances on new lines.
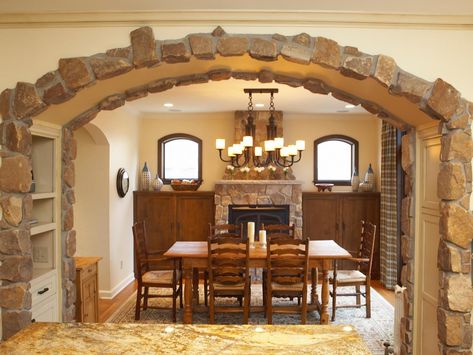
xmin=214 ymin=180 xmax=303 ymax=238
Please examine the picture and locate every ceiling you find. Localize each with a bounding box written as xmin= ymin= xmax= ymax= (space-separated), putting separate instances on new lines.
xmin=0 ymin=0 xmax=472 ymax=15
xmin=126 ymin=79 xmax=368 ymax=115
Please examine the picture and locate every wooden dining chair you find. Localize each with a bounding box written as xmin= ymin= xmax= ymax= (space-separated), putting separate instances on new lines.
xmin=260 ymin=223 xmax=302 ymax=308
xmin=203 ymin=223 xmax=243 ymax=306
xmin=132 ymin=221 xmax=183 ymax=322
xmin=330 ymin=220 xmax=377 ymax=321
xmin=207 ymin=234 xmax=251 ymax=324
xmin=266 ymin=236 xmax=309 ymax=324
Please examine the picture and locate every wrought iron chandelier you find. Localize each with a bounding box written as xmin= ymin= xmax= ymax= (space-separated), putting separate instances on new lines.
xmin=215 ymin=88 xmax=305 ymax=168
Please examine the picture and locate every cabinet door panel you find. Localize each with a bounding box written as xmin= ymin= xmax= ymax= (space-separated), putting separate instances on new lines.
xmin=177 ymin=194 xmax=214 ymax=241
xmin=82 ymin=276 xmax=97 ymax=323
xmin=303 ymin=195 xmax=339 ymax=242
xmin=340 ymin=196 xmax=380 ymax=277
xmin=134 ymin=194 xmax=176 ymax=252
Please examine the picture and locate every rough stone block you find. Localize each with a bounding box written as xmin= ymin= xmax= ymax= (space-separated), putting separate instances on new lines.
xmin=125 ymin=85 xmax=148 ymax=102
xmin=438 ymin=308 xmax=464 ymax=346
xmin=293 ymin=33 xmax=311 ymax=47
xmin=13 ymin=82 xmax=47 ymax=119
xmin=438 ymin=162 xmax=466 ymax=200
xmin=258 ymin=70 xmax=274 ymax=83
xmin=36 ymin=71 xmax=74 ymax=105
xmin=249 ymin=38 xmax=278 ymax=61
xmin=106 ymin=46 xmax=132 ymax=59
xmin=313 ymin=37 xmax=340 ymax=69
xmin=303 ymin=79 xmax=329 ymax=95
xmin=341 ymin=55 xmax=374 ymax=80
xmin=88 ymin=55 xmax=133 ymax=80
xmin=441 ymin=130 xmax=473 ymax=163
xmin=232 ymin=72 xmax=258 ymax=81
xmin=438 ymin=240 xmax=463 ymax=273
xmin=188 ymin=35 xmax=214 ymax=60
xmin=99 ymin=94 xmax=126 ymax=111
xmin=444 ymin=273 xmax=473 ymax=312
xmin=391 ymin=71 xmax=431 ymax=104
xmin=208 ymin=69 xmax=232 ymax=81
xmin=0 ymin=155 xmax=32 ymax=193
xmin=66 ymin=107 xmax=99 ymax=131
xmin=148 ymin=79 xmax=176 ymax=93
xmin=0 ymin=283 xmax=31 ymax=309
xmin=281 ymin=43 xmax=312 ymax=64
xmin=0 ymin=89 xmax=13 ymax=119
xmin=216 ymin=37 xmax=249 ymax=56
xmin=373 ymin=55 xmax=397 ymax=87
xmin=161 ymin=41 xmax=191 ymax=63
xmin=3 ymin=120 xmax=32 ymax=156
xmin=59 ymin=57 xmax=95 ymax=91
xmin=440 ymin=203 xmax=473 ymax=249
xmin=65 ymin=230 xmax=76 ymax=257
xmin=63 ymin=162 xmax=75 ymax=188
xmin=130 ymin=26 xmax=159 ymax=68
xmin=0 ymin=255 xmax=33 ymax=282
xmin=1 ymin=196 xmax=23 ymax=226
xmin=0 ymin=229 xmax=31 ymax=255
xmin=63 ymin=206 xmax=74 ymax=231
xmin=176 ymin=74 xmax=209 ymax=87
xmin=274 ymin=74 xmax=303 ymax=88
xmin=427 ymin=78 xmax=462 ymax=122
xmin=2 ymin=310 xmax=31 ymax=340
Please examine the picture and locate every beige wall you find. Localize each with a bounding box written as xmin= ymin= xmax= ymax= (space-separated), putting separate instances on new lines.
xmin=75 ymin=124 xmax=111 ymax=291
xmin=140 ymin=111 xmax=381 ymax=191
xmin=76 ymin=107 xmax=140 ymax=298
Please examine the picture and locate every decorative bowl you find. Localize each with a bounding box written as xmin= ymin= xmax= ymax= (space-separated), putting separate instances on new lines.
xmin=170 ymin=179 xmax=203 ymax=191
xmin=314 ymin=183 xmax=334 ymax=192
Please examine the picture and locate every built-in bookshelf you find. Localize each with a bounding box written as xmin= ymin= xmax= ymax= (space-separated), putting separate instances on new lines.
xmin=30 ymin=122 xmax=61 ymax=322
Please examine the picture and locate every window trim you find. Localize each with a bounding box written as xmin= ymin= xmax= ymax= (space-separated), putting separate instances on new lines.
xmin=313 ymin=134 xmax=359 ymax=186
xmin=158 ymin=133 xmax=202 ymax=184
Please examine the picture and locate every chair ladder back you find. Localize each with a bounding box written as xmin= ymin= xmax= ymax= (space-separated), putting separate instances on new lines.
xmin=207 ymin=236 xmax=250 ymax=287
xmin=132 ymin=221 xmax=151 ymax=277
xmin=261 ymin=223 xmax=295 ymax=239
xmin=357 ymin=221 xmax=377 ymax=276
xmin=267 ymin=236 xmax=309 ymax=286
xmin=209 ymin=223 xmax=243 ymax=239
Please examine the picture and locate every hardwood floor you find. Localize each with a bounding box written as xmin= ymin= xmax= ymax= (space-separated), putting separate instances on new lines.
xmin=98 ymin=280 xmax=137 ymax=322
xmin=98 ymin=279 xmax=395 ymax=322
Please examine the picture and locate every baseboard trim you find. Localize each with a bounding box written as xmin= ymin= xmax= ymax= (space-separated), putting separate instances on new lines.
xmin=99 ymin=273 xmax=135 ymax=300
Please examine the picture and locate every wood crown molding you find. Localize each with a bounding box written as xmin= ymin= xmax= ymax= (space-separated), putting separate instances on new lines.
xmin=0 ymin=10 xmax=472 ymax=29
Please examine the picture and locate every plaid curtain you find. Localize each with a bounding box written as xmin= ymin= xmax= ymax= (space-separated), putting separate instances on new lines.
xmin=380 ymin=122 xmax=398 ymax=289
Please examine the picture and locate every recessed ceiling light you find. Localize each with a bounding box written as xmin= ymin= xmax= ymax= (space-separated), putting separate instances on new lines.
xmin=345 ymin=104 xmax=355 ymax=109
xmin=163 ymin=103 xmax=174 ymax=108
xmin=255 ymin=103 xmax=264 ymax=108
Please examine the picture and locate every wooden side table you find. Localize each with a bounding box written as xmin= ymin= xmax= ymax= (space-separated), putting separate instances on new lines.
xmin=75 ymin=256 xmax=102 ymax=322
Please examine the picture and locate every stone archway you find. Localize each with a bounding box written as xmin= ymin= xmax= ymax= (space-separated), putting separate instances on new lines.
xmin=0 ymin=26 xmax=471 ymax=354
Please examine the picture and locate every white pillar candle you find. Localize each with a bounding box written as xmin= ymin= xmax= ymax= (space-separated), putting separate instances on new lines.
xmin=247 ymin=222 xmax=255 ymax=244
xmin=259 ymin=230 xmax=267 ymax=245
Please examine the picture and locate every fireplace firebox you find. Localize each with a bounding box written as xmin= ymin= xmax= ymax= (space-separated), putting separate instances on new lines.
xmin=228 ymin=204 xmax=289 ymax=239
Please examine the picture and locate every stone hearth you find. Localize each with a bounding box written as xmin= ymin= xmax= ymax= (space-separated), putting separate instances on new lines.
xmin=214 ymin=180 xmax=303 ymax=238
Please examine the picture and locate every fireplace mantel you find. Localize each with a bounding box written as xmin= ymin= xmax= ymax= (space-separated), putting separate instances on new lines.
xmin=215 ymin=180 xmax=303 ymax=185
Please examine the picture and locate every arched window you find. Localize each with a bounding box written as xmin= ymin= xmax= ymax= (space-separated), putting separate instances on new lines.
xmin=158 ymin=133 xmax=202 ymax=184
xmin=314 ymin=135 xmax=359 ymax=186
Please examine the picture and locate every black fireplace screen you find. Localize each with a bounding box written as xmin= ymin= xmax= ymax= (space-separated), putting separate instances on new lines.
xmin=228 ymin=204 xmax=289 ymax=239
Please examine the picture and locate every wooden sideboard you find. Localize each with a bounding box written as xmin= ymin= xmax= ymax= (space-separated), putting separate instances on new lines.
xmin=75 ymin=256 xmax=101 ymax=323
xmin=133 ymin=191 xmax=215 ymax=253
xmin=302 ymin=192 xmax=381 ymax=279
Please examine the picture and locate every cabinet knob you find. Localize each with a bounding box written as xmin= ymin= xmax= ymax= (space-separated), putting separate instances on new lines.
xmin=31 ymin=318 xmax=36 ymax=323
xmin=38 ymin=287 xmax=49 ymax=295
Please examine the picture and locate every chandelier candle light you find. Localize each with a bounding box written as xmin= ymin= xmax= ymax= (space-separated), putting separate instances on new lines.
xmin=216 ymin=88 xmax=305 ymax=168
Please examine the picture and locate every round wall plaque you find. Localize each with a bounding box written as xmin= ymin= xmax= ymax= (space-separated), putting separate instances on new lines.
xmin=116 ymin=168 xmax=129 ymax=197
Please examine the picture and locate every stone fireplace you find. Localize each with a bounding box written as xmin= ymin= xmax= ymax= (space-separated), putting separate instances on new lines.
xmin=214 ymin=180 xmax=303 ymax=238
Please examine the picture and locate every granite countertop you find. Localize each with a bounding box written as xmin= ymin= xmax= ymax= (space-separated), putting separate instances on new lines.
xmin=0 ymin=323 xmax=371 ymax=354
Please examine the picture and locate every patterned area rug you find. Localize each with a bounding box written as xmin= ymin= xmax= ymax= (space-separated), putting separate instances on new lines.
xmin=107 ymin=284 xmax=393 ymax=355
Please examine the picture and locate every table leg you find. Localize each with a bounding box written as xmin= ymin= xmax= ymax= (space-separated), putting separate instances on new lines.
xmin=193 ymin=268 xmax=200 ymax=305
xmin=311 ymin=267 xmax=318 ymax=306
xmin=183 ymin=267 xmax=193 ymax=324
xmin=320 ymin=268 xmax=330 ymax=324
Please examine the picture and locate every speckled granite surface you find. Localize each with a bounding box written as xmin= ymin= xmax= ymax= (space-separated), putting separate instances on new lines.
xmin=0 ymin=322 xmax=371 ymax=354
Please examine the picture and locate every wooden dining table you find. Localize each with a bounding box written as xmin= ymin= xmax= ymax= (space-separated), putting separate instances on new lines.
xmin=164 ymin=240 xmax=351 ymax=324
